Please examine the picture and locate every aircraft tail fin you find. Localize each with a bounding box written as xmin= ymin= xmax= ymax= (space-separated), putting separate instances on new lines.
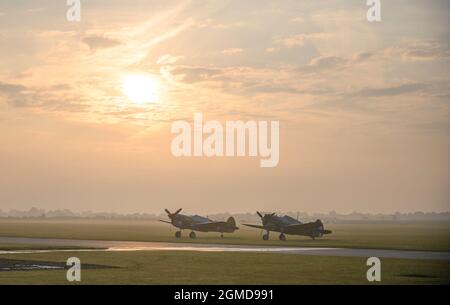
xmin=227 ymin=217 xmax=238 ymax=229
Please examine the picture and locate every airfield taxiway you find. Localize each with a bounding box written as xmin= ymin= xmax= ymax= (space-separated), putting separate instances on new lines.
xmin=0 ymin=237 xmax=449 ymax=260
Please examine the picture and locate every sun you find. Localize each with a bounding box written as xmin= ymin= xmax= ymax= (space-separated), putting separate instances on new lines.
xmin=121 ymin=74 xmax=160 ymax=104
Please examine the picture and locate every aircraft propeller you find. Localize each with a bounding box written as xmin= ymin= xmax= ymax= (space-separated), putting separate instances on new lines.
xmin=256 ymin=211 xmax=276 ymax=226
xmin=165 ymin=208 xmax=182 ymax=220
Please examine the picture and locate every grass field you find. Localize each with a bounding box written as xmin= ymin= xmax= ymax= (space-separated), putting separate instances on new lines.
xmin=0 ymin=219 xmax=449 ymax=251
xmin=0 ymin=250 xmax=449 ymax=285
xmin=1 ymin=219 xmax=449 ymax=285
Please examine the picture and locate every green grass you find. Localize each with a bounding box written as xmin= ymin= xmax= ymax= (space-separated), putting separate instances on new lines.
xmin=0 ymin=220 xmax=449 ymax=285
xmin=0 ymin=219 xmax=449 ymax=251
xmin=0 ymin=250 xmax=448 ymax=285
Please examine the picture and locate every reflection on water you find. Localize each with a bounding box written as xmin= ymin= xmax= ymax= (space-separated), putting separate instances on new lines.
xmin=0 ymin=237 xmax=449 ymax=260
xmin=1 ymin=264 xmax=64 ymax=271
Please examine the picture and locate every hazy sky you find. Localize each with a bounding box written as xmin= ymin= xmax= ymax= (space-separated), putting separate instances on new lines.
xmin=0 ymin=0 xmax=449 ymax=214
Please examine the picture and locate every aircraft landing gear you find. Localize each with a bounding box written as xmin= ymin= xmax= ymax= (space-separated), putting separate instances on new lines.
xmin=189 ymin=231 xmax=196 ymax=239
xmin=279 ymin=233 xmax=286 ymax=241
xmin=175 ymin=231 xmax=181 ymax=238
xmin=262 ymin=232 xmax=269 ymax=241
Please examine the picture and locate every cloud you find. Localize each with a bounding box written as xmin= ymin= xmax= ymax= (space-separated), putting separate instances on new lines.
xmin=299 ymin=56 xmax=347 ymax=73
xmin=50 ymin=84 xmax=72 ymax=91
xmin=157 ymin=54 xmax=183 ymax=65
xmin=5 ymin=92 xmax=87 ymax=112
xmin=221 ymin=48 xmax=243 ymax=55
xmin=354 ymin=83 xmax=428 ymax=97
xmin=0 ymin=81 xmax=86 ymax=112
xmin=82 ymin=35 xmax=122 ymax=50
xmin=0 ymin=82 xmax=27 ymax=94
xmin=291 ymin=17 xmax=304 ymax=23
xmin=27 ymin=8 xmax=45 ymax=14
xmin=213 ymin=22 xmax=246 ymax=30
xmin=167 ymin=63 xmax=335 ymax=98
xmin=297 ymin=52 xmax=373 ymax=74
xmin=274 ymin=32 xmax=330 ymax=47
xmin=353 ymin=52 xmax=374 ymax=62
xmin=297 ymin=52 xmax=374 ymax=74
xmin=238 ymin=83 xmax=333 ymax=96
xmin=385 ymin=41 xmax=450 ymax=62
xmin=265 ymin=47 xmax=278 ymax=53
xmin=240 ymin=84 xmax=302 ymax=95
xmin=170 ymin=66 xmax=223 ymax=83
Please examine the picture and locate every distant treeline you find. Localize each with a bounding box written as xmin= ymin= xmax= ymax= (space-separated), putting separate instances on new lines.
xmin=0 ymin=208 xmax=449 ymax=223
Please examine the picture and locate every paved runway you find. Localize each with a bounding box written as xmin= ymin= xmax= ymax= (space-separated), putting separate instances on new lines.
xmin=1 ymin=237 xmax=449 ymax=260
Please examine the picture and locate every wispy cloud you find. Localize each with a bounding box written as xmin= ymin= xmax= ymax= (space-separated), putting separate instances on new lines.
xmin=297 ymin=52 xmax=373 ymax=74
xmin=82 ymin=35 xmax=122 ymax=51
xmin=274 ymin=32 xmax=330 ymax=47
xmin=384 ymin=41 xmax=450 ymax=62
xmin=221 ymin=48 xmax=243 ymax=55
xmin=354 ymin=83 xmax=428 ymax=97
xmin=0 ymin=81 xmax=27 ymax=94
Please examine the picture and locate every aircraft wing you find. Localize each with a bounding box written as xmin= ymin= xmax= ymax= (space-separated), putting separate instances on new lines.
xmin=159 ymin=220 xmax=172 ymax=224
xmin=284 ymin=223 xmax=305 ymax=229
xmin=243 ymin=224 xmax=266 ymax=230
xmin=194 ymin=221 xmax=227 ymax=231
xmin=283 ymin=223 xmax=316 ymax=234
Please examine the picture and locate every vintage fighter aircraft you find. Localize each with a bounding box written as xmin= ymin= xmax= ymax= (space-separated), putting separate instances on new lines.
xmin=243 ymin=211 xmax=332 ymax=240
xmin=160 ymin=208 xmax=239 ymax=239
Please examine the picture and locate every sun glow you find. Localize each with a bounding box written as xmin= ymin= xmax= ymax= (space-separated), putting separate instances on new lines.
xmin=122 ymin=74 xmax=160 ymax=104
